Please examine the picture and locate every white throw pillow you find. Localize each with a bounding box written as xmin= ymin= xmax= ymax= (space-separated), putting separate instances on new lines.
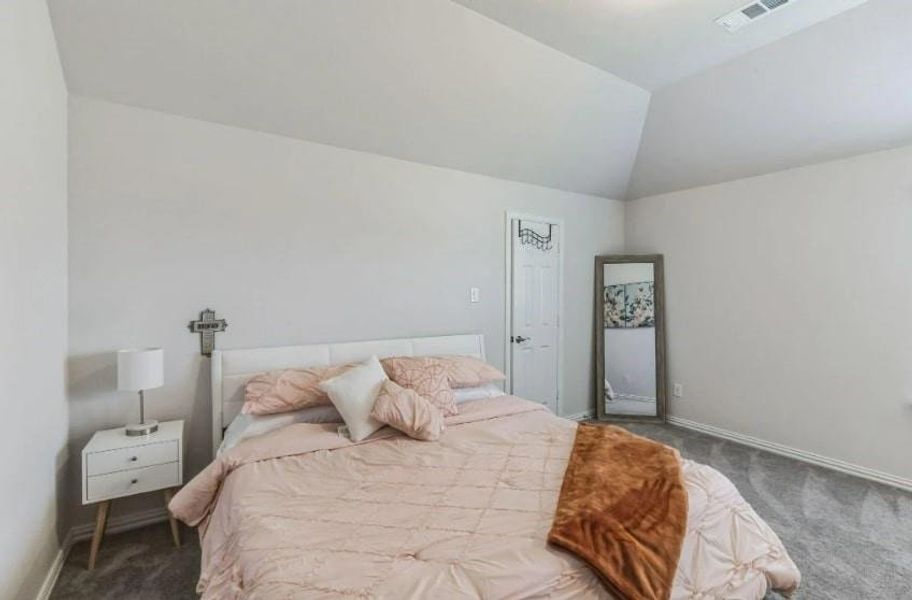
xmin=319 ymin=355 xmax=388 ymax=442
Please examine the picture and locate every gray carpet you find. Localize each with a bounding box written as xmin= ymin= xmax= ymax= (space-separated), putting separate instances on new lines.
xmin=51 ymin=523 xmax=200 ymax=600
xmin=51 ymin=423 xmax=912 ymax=599
xmin=623 ymin=424 xmax=912 ymax=600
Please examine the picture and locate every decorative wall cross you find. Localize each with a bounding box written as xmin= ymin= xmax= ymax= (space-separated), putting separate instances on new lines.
xmin=188 ymin=308 xmax=228 ymax=357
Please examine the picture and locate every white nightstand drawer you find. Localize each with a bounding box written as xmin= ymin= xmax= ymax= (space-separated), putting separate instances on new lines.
xmin=86 ymin=440 xmax=179 ymax=476
xmin=86 ymin=462 xmax=180 ymax=502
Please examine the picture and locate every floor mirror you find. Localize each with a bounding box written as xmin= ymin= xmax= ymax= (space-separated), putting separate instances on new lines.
xmin=595 ymin=255 xmax=666 ymax=423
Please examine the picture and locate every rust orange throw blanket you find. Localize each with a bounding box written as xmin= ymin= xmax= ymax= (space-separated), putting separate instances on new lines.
xmin=548 ymin=423 xmax=688 ymax=600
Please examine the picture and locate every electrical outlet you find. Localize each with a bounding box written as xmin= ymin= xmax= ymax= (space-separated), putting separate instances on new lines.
xmin=673 ymin=383 xmax=684 ymax=398
xmin=470 ymin=287 xmax=480 ymax=303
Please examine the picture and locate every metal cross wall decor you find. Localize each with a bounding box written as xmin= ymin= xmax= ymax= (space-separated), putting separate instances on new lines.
xmin=188 ymin=308 xmax=228 ymax=357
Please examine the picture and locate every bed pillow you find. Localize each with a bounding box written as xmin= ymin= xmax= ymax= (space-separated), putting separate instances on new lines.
xmin=370 ymin=380 xmax=444 ymax=441
xmin=380 ymin=356 xmax=458 ymax=416
xmin=453 ymin=382 xmax=506 ymax=403
xmin=436 ymin=355 xmax=506 ymax=388
xmin=319 ymin=356 xmax=388 ymax=442
xmin=218 ymin=405 xmax=342 ymax=455
xmin=242 ymin=363 xmax=353 ymax=416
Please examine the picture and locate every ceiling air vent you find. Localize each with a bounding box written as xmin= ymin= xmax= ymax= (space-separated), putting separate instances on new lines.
xmin=742 ymin=3 xmax=768 ymax=19
xmin=716 ymin=0 xmax=793 ymax=33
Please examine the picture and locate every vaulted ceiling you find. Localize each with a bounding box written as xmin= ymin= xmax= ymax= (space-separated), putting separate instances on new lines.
xmin=48 ymin=0 xmax=648 ymax=198
xmin=49 ymin=0 xmax=897 ymax=200
xmin=451 ymin=0 xmax=869 ymax=91
xmin=628 ymin=0 xmax=912 ymax=198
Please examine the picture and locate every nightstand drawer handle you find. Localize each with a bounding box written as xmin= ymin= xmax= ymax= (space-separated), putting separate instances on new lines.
xmin=130 ymin=456 xmax=138 ymax=462
xmin=130 ymin=479 xmax=138 ymax=485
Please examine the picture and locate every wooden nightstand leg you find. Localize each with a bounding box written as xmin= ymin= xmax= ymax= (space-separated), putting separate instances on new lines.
xmin=163 ymin=488 xmax=181 ymax=547
xmin=87 ymin=500 xmax=111 ymax=570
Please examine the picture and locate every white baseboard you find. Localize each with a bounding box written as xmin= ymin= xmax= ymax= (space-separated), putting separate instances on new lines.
xmin=563 ymin=409 xmax=594 ymax=421
xmin=667 ymin=416 xmax=912 ymax=493
xmin=35 ymin=531 xmax=71 ymax=600
xmin=69 ymin=506 xmax=170 ymax=542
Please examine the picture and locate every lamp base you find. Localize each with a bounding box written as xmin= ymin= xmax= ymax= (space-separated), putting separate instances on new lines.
xmin=125 ymin=420 xmax=159 ymax=437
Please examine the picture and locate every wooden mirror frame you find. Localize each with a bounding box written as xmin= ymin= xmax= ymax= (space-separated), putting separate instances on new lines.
xmin=594 ymin=254 xmax=667 ymax=424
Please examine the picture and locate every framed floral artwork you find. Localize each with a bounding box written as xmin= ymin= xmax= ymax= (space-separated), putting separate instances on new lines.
xmin=604 ymin=285 xmax=625 ymax=328
xmin=604 ymin=281 xmax=655 ymax=328
xmin=625 ymin=281 xmax=655 ymax=328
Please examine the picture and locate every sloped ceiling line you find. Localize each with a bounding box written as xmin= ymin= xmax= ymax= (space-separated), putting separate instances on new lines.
xmin=49 ymin=0 xmax=651 ymax=199
xmin=49 ymin=0 xmax=892 ymax=201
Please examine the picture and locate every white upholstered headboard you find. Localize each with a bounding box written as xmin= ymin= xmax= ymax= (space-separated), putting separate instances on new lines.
xmin=210 ymin=334 xmax=485 ymax=457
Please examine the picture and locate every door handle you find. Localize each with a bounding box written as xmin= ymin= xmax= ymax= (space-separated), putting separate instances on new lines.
xmin=513 ymin=336 xmax=530 ymax=343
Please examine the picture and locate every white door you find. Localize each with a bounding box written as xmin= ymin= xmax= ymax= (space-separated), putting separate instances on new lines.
xmin=509 ymin=218 xmax=560 ymax=412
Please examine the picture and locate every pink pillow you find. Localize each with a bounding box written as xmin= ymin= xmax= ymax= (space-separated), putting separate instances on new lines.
xmin=371 ymin=380 xmax=444 ymax=441
xmin=436 ymin=355 xmax=506 ymax=388
xmin=243 ymin=364 xmax=353 ymax=416
xmin=380 ymin=357 xmax=458 ymax=416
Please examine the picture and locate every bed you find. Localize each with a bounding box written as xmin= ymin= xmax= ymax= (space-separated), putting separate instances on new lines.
xmin=173 ymin=334 xmax=800 ymax=599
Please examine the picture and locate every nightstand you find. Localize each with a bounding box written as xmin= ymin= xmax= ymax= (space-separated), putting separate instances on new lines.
xmin=81 ymin=420 xmax=184 ymax=569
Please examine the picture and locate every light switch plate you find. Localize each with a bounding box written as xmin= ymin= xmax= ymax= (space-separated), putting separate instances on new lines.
xmin=673 ymin=383 xmax=684 ymax=398
xmin=470 ymin=287 xmax=480 ymax=303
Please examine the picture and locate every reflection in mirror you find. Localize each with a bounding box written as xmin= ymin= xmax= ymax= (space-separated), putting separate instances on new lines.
xmin=596 ymin=255 xmax=665 ymax=423
xmin=604 ymin=263 xmax=655 ymax=416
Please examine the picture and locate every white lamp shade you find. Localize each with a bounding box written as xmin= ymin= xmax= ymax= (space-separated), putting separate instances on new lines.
xmin=117 ymin=348 xmax=164 ymax=391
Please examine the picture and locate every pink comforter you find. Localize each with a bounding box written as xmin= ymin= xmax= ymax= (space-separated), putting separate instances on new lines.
xmin=171 ymin=396 xmax=800 ymax=599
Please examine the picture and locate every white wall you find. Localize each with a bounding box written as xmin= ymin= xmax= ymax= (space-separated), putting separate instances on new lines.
xmin=67 ymin=96 xmax=625 ymax=527
xmin=604 ymin=262 xmax=653 ymax=286
xmin=625 ymin=143 xmax=912 ymax=482
xmin=0 ymin=1 xmax=68 ymax=598
xmin=628 ymin=0 xmax=912 ymax=199
xmin=50 ymin=0 xmax=650 ymax=198
xmin=605 ymin=329 xmax=655 ymax=399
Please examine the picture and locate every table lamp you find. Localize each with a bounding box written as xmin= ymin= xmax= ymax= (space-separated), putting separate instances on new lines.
xmin=117 ymin=348 xmax=164 ymax=436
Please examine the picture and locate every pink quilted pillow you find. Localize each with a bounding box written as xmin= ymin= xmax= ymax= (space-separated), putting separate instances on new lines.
xmin=380 ymin=357 xmax=458 ymax=416
xmin=436 ymin=355 xmax=505 ymax=388
xmin=370 ymin=380 xmax=444 ymax=441
xmin=243 ymin=364 xmax=353 ymax=416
